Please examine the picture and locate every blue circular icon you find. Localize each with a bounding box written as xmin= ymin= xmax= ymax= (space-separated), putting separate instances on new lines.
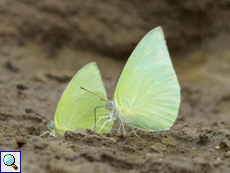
xmin=3 ymin=154 xmax=15 ymax=166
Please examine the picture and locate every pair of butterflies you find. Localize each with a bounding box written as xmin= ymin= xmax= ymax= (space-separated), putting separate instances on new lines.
xmin=43 ymin=26 xmax=181 ymax=138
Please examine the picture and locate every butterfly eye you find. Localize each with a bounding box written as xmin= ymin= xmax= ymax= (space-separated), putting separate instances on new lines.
xmin=48 ymin=121 xmax=55 ymax=129
xmin=106 ymin=101 xmax=115 ymax=110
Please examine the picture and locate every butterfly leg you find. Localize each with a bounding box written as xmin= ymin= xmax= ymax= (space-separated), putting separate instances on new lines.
xmin=97 ymin=118 xmax=113 ymax=134
xmin=117 ymin=115 xmax=126 ymax=137
xmin=106 ymin=121 xmax=111 ymax=133
xmin=121 ymin=121 xmax=126 ymax=137
xmin=129 ymin=121 xmax=143 ymax=140
xmin=90 ymin=116 xmax=110 ymax=129
xmin=118 ymin=122 xmax=121 ymax=135
xmin=93 ymin=106 xmax=105 ymax=131
xmin=40 ymin=131 xmax=56 ymax=137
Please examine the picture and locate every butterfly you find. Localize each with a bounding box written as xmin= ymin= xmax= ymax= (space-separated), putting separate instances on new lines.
xmin=39 ymin=26 xmax=180 ymax=138
xmin=40 ymin=62 xmax=112 ymax=137
xmin=87 ymin=26 xmax=181 ymax=139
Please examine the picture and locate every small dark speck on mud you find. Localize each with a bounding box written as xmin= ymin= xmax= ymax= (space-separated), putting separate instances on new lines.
xmin=16 ymin=84 xmax=28 ymax=90
xmin=4 ymin=61 xmax=19 ymax=72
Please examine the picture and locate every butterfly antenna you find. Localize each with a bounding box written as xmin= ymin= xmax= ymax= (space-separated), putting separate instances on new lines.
xmin=93 ymin=106 xmax=105 ymax=131
xmin=25 ymin=108 xmax=50 ymax=122
xmin=80 ymin=87 xmax=108 ymax=102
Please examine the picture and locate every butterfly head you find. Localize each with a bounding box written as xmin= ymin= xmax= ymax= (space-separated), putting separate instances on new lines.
xmin=105 ymin=101 xmax=115 ymax=111
xmin=40 ymin=121 xmax=57 ymax=137
xmin=48 ymin=121 xmax=55 ymax=130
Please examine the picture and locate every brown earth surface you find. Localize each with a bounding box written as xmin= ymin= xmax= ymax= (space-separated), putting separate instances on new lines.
xmin=1 ymin=1 xmax=230 ymax=173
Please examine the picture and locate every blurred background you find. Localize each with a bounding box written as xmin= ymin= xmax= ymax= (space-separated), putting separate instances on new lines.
xmin=0 ymin=0 xmax=230 ymax=123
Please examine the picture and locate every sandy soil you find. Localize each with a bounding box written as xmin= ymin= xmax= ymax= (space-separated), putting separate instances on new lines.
xmin=1 ymin=1 xmax=230 ymax=173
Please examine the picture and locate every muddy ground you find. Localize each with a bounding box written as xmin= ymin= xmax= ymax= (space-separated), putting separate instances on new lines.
xmin=1 ymin=1 xmax=230 ymax=173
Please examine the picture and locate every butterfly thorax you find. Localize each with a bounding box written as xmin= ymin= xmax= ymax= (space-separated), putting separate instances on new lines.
xmin=114 ymin=105 xmax=133 ymax=125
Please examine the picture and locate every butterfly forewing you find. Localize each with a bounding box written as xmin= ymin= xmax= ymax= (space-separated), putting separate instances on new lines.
xmin=54 ymin=62 xmax=112 ymax=134
xmin=113 ymin=27 xmax=180 ymax=131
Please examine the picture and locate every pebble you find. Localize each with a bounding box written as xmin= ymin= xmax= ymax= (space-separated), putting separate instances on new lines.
xmin=215 ymin=146 xmax=220 ymax=150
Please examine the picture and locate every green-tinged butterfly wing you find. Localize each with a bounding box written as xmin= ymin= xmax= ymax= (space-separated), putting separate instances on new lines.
xmin=113 ymin=27 xmax=180 ymax=131
xmin=54 ymin=62 xmax=112 ymax=136
xmin=55 ymin=91 xmax=110 ymax=136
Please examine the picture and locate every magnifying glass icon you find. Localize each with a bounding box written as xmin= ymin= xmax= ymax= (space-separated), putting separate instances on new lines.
xmin=3 ymin=154 xmax=18 ymax=170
